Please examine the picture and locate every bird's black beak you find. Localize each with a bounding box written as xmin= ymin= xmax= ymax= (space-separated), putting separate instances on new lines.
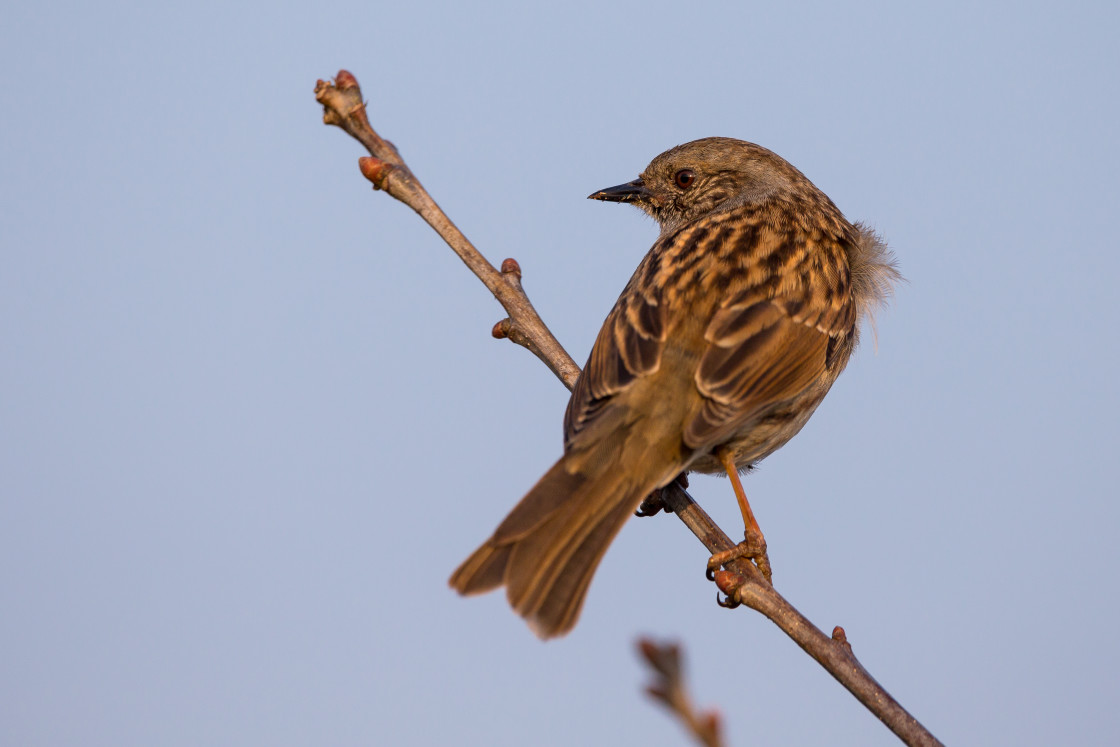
xmin=588 ymin=178 xmax=651 ymax=203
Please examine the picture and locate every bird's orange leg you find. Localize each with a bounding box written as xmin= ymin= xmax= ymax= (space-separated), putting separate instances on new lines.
xmin=707 ymin=449 xmax=773 ymax=584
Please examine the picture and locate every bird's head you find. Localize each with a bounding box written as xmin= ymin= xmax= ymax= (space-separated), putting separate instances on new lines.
xmin=589 ymin=137 xmax=811 ymax=235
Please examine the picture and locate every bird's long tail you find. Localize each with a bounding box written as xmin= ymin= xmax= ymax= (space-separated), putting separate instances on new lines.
xmin=449 ymin=448 xmax=665 ymax=639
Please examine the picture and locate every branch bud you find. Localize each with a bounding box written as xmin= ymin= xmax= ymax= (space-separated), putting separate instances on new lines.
xmin=359 ymin=156 xmax=396 ymax=190
xmin=335 ymin=70 xmax=360 ymax=92
xmin=492 ymin=319 xmax=512 ymax=339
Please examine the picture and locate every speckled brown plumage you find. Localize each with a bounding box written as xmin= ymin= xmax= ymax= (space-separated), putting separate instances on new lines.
xmin=450 ymin=137 xmax=899 ymax=638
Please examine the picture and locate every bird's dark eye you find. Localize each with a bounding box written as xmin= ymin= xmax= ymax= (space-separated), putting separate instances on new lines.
xmin=674 ymin=169 xmax=696 ymax=189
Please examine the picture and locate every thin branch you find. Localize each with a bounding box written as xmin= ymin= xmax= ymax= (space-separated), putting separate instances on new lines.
xmin=314 ymin=70 xmax=943 ymax=747
xmin=638 ymin=638 xmax=724 ymax=747
xmin=316 ymin=71 xmax=579 ymax=388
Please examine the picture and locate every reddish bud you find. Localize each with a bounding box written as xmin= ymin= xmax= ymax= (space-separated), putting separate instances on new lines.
xmin=500 ymin=258 xmax=522 ymax=277
xmin=358 ymin=157 xmax=394 ymax=189
xmin=492 ymin=319 xmax=511 ymax=339
xmin=335 ymin=70 xmax=359 ymax=91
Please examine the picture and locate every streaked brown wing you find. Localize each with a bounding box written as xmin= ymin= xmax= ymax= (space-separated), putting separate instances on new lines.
xmin=564 ymin=211 xmax=856 ymax=455
xmin=684 ymin=298 xmax=831 ymax=448
xmin=683 ymin=221 xmax=858 ymax=449
xmin=563 ymin=262 xmax=666 ymax=449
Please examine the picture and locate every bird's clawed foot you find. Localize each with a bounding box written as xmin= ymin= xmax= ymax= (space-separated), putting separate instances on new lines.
xmin=635 ymin=490 xmax=668 ymax=517
xmin=635 ymin=473 xmax=690 ymax=517
xmin=706 ymin=528 xmax=772 ymax=585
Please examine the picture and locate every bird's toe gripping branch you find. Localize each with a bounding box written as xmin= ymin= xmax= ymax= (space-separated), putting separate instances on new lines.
xmin=706 ymin=531 xmax=771 ymax=585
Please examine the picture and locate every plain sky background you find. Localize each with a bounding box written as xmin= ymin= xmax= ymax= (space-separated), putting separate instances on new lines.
xmin=2 ymin=1 xmax=1118 ymax=745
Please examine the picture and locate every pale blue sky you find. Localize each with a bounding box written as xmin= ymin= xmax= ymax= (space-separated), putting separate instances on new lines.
xmin=2 ymin=2 xmax=1118 ymax=745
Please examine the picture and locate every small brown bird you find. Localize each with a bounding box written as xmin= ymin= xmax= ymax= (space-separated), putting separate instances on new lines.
xmin=450 ymin=137 xmax=899 ymax=638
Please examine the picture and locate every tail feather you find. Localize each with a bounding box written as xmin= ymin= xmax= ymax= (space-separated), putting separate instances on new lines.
xmin=448 ymin=543 xmax=511 ymax=596
xmin=521 ymin=488 xmax=642 ymax=637
xmin=492 ymin=460 xmax=588 ymax=543
xmin=449 ymin=448 xmax=666 ymax=639
xmin=505 ymin=465 xmax=634 ymax=624
xmin=448 ymin=458 xmax=582 ymax=597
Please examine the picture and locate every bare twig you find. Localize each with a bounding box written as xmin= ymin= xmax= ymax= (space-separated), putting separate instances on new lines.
xmin=315 ymin=71 xmax=579 ymax=388
xmin=315 ymin=70 xmax=943 ymax=747
xmin=638 ymin=638 xmax=724 ymax=747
